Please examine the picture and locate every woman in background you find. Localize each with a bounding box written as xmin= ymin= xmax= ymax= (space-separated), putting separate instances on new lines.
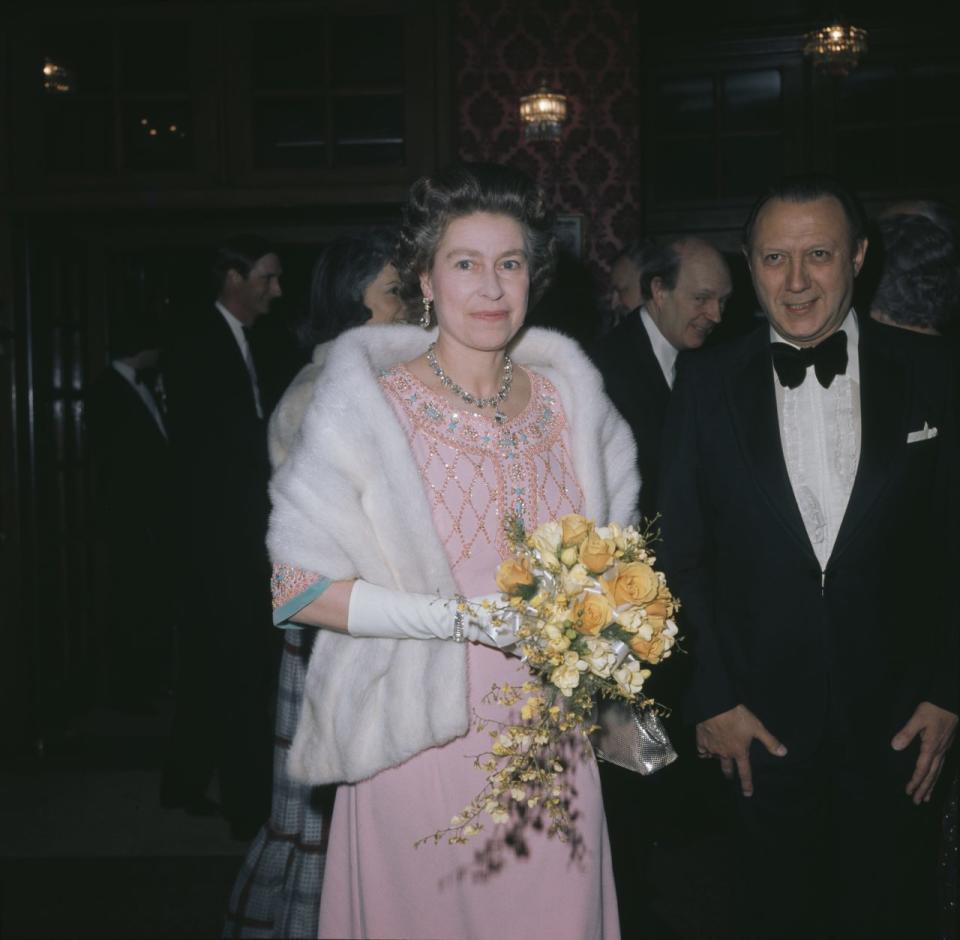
xmin=268 ymin=228 xmax=405 ymax=468
xmin=224 ymin=227 xmax=405 ymax=939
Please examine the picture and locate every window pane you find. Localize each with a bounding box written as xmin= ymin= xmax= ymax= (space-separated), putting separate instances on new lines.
xmin=836 ymin=128 xmax=898 ymax=190
xmin=43 ymin=99 xmax=112 ymax=172
xmin=904 ymin=125 xmax=957 ymax=186
xmin=655 ymin=76 xmax=714 ymax=135
xmin=720 ymin=135 xmax=782 ymax=197
xmin=723 ymin=70 xmax=781 ymax=133
xmin=254 ymin=98 xmax=327 ymax=168
xmin=119 ymin=21 xmax=191 ymax=95
xmin=252 ymin=18 xmax=326 ymax=92
xmin=332 ymin=95 xmax=404 ymax=166
xmin=836 ymin=66 xmax=897 ymax=126
xmin=907 ymin=64 xmax=960 ymax=120
xmin=40 ymin=24 xmax=113 ymax=96
xmin=330 ymin=15 xmax=404 ymax=88
xmin=123 ymin=102 xmax=193 ymax=171
xmin=654 ymin=138 xmax=715 ymax=201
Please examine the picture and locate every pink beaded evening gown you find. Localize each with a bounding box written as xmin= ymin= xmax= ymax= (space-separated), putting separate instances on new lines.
xmin=317 ymin=366 xmax=620 ymax=940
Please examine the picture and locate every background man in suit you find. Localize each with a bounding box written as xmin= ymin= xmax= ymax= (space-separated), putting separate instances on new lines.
xmin=86 ymin=320 xmax=174 ymax=712
xmin=659 ymin=176 xmax=958 ymax=938
xmin=591 ymin=237 xmax=732 ymax=938
xmin=593 ymin=236 xmax=732 ymax=520
xmin=161 ymin=235 xmax=301 ymax=839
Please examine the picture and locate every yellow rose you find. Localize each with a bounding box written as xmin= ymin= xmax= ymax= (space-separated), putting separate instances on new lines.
xmin=561 ymin=563 xmax=591 ymax=599
xmin=597 ymin=523 xmax=626 ymax=551
xmin=559 ymin=513 xmax=592 ymax=548
xmin=579 ymin=531 xmax=616 ymax=574
xmin=608 ymin=562 xmax=660 ymax=605
xmin=496 ymin=558 xmax=536 ymax=596
xmin=644 ymin=615 xmax=666 ymax=634
xmin=529 ymin=520 xmax=562 ymax=569
xmin=644 ymin=595 xmax=673 ymax=620
xmin=571 ymin=592 xmax=614 ymax=636
xmin=629 ymin=633 xmax=667 ymax=664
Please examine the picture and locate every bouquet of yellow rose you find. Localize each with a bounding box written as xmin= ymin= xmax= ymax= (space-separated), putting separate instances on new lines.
xmin=417 ymin=512 xmax=680 ymax=848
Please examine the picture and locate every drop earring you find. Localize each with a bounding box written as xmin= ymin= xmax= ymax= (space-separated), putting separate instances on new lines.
xmin=420 ymin=297 xmax=432 ymax=329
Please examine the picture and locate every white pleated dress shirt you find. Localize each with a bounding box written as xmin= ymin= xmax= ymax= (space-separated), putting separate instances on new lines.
xmin=216 ymin=301 xmax=263 ymax=418
xmin=640 ymin=306 xmax=679 ymax=388
xmin=772 ymin=309 xmax=861 ymax=572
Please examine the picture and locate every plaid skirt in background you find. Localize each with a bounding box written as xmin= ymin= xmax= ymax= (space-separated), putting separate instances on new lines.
xmin=224 ymin=628 xmax=334 ymax=938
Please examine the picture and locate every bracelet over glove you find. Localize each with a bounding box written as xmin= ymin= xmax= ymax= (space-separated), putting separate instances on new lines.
xmin=346 ymin=581 xmax=511 ymax=649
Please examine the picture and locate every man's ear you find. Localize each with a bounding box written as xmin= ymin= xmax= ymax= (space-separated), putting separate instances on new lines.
xmin=852 ymin=238 xmax=868 ymax=277
xmin=650 ymin=275 xmax=666 ymax=306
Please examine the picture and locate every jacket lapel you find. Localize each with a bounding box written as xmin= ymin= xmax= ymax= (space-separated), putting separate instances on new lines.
xmin=830 ymin=320 xmax=908 ymax=563
xmin=729 ymin=327 xmax=816 ymax=558
xmin=630 ymin=315 xmax=672 ymax=403
xmin=209 ymin=306 xmax=261 ymax=419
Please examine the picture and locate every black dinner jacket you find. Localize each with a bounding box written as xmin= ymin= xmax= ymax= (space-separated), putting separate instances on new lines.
xmin=658 ymin=316 xmax=959 ymax=761
xmin=162 ymin=305 xmax=279 ymax=584
xmin=591 ymin=309 xmax=672 ymax=523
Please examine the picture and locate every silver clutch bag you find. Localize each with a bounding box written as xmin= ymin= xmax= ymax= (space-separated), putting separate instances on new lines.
xmin=591 ymin=698 xmax=678 ymax=776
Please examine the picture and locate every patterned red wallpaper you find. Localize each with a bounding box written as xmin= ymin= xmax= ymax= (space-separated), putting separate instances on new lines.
xmin=455 ymin=0 xmax=641 ymax=282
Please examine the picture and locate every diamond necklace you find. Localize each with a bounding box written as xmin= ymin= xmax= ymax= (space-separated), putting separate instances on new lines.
xmin=425 ymin=341 xmax=513 ymax=423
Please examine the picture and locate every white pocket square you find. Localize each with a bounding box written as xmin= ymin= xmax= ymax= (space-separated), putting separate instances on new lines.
xmin=906 ymin=422 xmax=938 ymax=443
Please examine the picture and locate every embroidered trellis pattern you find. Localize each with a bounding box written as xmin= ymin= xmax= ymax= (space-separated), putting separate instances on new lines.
xmin=271 ymin=563 xmax=323 ymax=611
xmin=379 ymin=367 xmax=584 ymax=573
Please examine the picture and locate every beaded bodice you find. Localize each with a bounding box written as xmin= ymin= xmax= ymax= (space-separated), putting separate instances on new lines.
xmin=379 ymin=365 xmax=584 ymax=587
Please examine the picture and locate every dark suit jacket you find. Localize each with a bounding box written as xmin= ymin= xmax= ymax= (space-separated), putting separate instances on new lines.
xmin=162 ymin=305 xmax=301 ymax=607
xmin=591 ymin=310 xmax=672 ymax=522
xmin=658 ymin=317 xmax=958 ymax=762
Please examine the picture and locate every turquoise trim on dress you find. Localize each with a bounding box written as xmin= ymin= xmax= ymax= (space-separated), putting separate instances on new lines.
xmin=273 ymin=577 xmax=332 ymax=628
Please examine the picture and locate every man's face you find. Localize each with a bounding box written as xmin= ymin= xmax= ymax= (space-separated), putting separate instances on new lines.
xmin=649 ymin=246 xmax=732 ymax=351
xmin=610 ymin=256 xmax=642 ymax=315
xmin=231 ymin=253 xmax=283 ymax=323
xmin=747 ymin=197 xmax=866 ymax=347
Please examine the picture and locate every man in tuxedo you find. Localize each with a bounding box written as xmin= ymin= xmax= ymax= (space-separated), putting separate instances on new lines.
xmin=659 ymin=176 xmax=958 ymax=938
xmin=591 ymin=238 xmax=732 ymax=937
xmin=162 ymin=235 xmax=301 ymax=838
xmin=593 ymin=236 xmax=732 ymax=520
xmin=86 ymin=322 xmax=174 ymax=710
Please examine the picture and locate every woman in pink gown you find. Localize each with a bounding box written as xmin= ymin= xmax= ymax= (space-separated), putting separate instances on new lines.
xmin=266 ymin=163 xmax=638 ymax=940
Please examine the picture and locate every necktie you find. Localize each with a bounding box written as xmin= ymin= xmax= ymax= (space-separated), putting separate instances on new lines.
xmin=771 ymin=330 xmax=848 ymax=390
xmin=241 ymin=327 xmax=264 ymax=418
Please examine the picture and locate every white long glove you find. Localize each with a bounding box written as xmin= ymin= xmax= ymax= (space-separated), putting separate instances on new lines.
xmin=347 ymin=581 xmax=509 ymax=648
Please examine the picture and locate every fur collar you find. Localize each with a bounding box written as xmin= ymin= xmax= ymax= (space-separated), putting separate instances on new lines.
xmin=270 ymin=324 xmax=639 ymax=784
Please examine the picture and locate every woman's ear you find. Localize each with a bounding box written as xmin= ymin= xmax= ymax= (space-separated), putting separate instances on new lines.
xmin=419 ymin=271 xmax=433 ymax=302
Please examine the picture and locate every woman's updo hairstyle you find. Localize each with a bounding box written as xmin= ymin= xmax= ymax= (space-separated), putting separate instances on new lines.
xmin=300 ymin=227 xmax=399 ymax=347
xmin=395 ymin=162 xmax=556 ymax=319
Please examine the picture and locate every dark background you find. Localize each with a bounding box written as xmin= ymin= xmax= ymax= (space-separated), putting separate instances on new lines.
xmin=1 ymin=0 xmax=957 ymax=757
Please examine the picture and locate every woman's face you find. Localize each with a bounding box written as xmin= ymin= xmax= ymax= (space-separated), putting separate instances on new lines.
xmin=362 ymin=263 xmax=404 ymax=325
xmin=420 ymin=212 xmax=530 ymax=355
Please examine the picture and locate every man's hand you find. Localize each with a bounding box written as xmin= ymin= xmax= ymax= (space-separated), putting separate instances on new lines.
xmin=696 ymin=704 xmax=788 ymax=797
xmin=891 ymin=701 xmax=958 ymax=805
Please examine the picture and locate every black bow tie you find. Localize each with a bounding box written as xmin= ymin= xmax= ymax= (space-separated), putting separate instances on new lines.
xmin=771 ymin=330 xmax=848 ymax=389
